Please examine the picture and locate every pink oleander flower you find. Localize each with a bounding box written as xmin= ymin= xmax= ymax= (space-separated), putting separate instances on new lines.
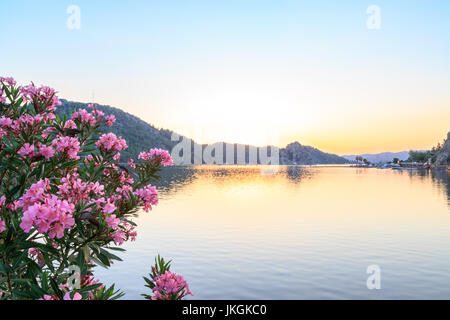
xmin=72 ymin=108 xmax=97 ymax=126
xmin=0 ymin=76 xmax=16 ymax=86
xmin=28 ymin=248 xmax=45 ymax=266
xmin=12 ymin=114 xmax=46 ymax=136
xmin=63 ymin=292 xmax=82 ymax=300
xmin=96 ymin=133 xmax=127 ymax=152
xmin=112 ymin=229 xmax=126 ymax=245
xmin=45 ymin=113 xmax=56 ymax=121
xmin=135 ymin=184 xmax=158 ymax=212
xmin=18 ymin=143 xmax=35 ymax=158
xmin=16 ymin=178 xmax=51 ymax=211
xmin=6 ymin=202 xmax=15 ymax=212
xmin=105 ymin=114 xmax=116 ymax=126
xmin=19 ymin=84 xmax=61 ymax=111
xmin=152 ymin=270 xmax=193 ymax=300
xmin=138 ymin=148 xmax=174 ymax=167
xmin=20 ymin=196 xmax=75 ymax=238
xmin=126 ymin=225 xmax=137 ymax=241
xmin=117 ymin=170 xmax=133 ymax=184
xmin=17 ymin=114 xmax=35 ymax=126
xmin=80 ymin=274 xmax=104 ymax=299
xmin=105 ymin=214 xmax=120 ymax=230
xmin=18 ymin=180 xmax=75 ymax=238
xmin=103 ymin=201 xmax=117 ymax=214
xmin=52 ymin=136 xmax=80 ymax=160
xmin=113 ymin=185 xmax=134 ymax=202
xmin=41 ymin=294 xmax=59 ymax=300
xmin=91 ymin=109 xmax=104 ymax=119
xmin=0 ymin=195 xmax=6 ymax=231
xmin=58 ymin=173 xmax=105 ymax=204
xmin=120 ymin=221 xmax=137 ymax=241
xmin=127 ymin=158 xmax=136 ymax=169
xmin=39 ymin=145 xmax=55 ymax=159
xmin=0 ymin=219 xmax=5 ymax=233
xmin=64 ymin=119 xmax=77 ymax=129
xmin=0 ymin=116 xmax=13 ymax=127
xmin=41 ymin=126 xmax=56 ymax=139
xmin=108 ymin=220 xmax=137 ymax=245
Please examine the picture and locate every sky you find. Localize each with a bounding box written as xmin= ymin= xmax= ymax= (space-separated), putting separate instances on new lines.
xmin=1 ymin=0 xmax=449 ymax=155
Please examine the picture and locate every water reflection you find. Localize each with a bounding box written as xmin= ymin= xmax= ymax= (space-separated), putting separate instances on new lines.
xmin=152 ymin=166 xmax=197 ymax=198
xmin=97 ymin=166 xmax=450 ymax=299
xmin=394 ymin=169 xmax=450 ymax=208
xmin=285 ymin=165 xmax=312 ymax=183
xmin=430 ymin=170 xmax=450 ymax=207
xmin=155 ymin=165 xmax=315 ymax=193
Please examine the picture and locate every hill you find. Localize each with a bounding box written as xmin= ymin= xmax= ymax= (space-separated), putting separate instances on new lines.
xmin=280 ymin=142 xmax=348 ymax=165
xmin=56 ymin=100 xmax=349 ymax=165
xmin=434 ymin=132 xmax=450 ymax=165
xmin=57 ymin=99 xmax=178 ymax=161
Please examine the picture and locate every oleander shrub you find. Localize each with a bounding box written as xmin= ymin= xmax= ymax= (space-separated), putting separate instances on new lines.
xmin=0 ymin=76 xmax=187 ymax=300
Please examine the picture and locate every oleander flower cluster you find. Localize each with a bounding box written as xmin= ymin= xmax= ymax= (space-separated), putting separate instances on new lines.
xmin=138 ymin=148 xmax=174 ymax=167
xmin=151 ymin=270 xmax=193 ymax=300
xmin=142 ymin=255 xmax=193 ymax=300
xmin=0 ymin=76 xmax=187 ymax=300
xmin=19 ymin=179 xmax=76 ymax=239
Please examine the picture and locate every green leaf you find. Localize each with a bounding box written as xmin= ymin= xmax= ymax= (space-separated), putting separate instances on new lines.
xmin=95 ymin=252 xmax=111 ymax=267
xmin=100 ymin=248 xmax=122 ymax=262
xmin=90 ymin=256 xmax=109 ymax=269
xmin=107 ymin=247 xmax=126 ymax=252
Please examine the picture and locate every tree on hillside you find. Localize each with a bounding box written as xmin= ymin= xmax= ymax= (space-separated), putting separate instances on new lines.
xmin=408 ymin=150 xmax=432 ymax=163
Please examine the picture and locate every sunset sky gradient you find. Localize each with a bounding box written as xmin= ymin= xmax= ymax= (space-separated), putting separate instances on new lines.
xmin=1 ymin=0 xmax=449 ymax=154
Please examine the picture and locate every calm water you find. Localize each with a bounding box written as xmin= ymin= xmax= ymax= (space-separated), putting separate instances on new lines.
xmin=96 ymin=165 xmax=450 ymax=299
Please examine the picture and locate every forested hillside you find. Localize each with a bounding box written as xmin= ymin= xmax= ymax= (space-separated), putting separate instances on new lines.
xmin=57 ymin=100 xmax=178 ymax=160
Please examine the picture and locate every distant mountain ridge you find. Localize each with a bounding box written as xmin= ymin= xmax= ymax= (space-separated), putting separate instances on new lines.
xmin=56 ymin=99 xmax=349 ymax=165
xmin=342 ymin=151 xmax=410 ymax=163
